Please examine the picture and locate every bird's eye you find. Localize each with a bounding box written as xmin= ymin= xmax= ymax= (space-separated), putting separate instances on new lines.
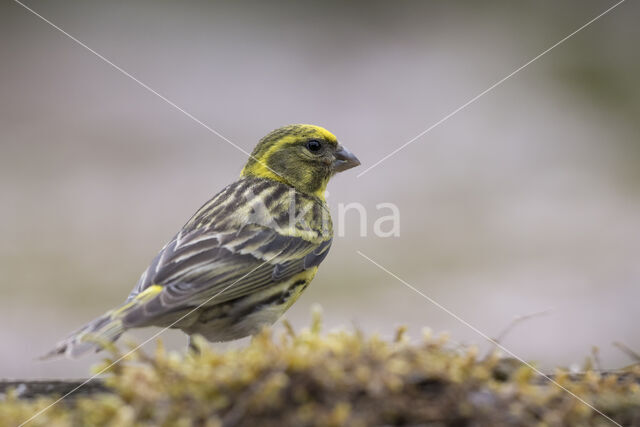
xmin=306 ymin=140 xmax=322 ymax=153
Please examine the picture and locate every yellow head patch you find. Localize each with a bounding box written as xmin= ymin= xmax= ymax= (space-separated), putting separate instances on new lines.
xmin=241 ymin=124 xmax=340 ymax=197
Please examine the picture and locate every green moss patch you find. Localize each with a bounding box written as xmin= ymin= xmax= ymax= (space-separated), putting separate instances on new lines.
xmin=2 ymin=315 xmax=639 ymax=426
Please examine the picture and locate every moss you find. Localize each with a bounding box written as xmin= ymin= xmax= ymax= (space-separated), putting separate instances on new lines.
xmin=2 ymin=315 xmax=639 ymax=426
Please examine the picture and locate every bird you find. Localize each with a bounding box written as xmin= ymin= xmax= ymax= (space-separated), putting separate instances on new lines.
xmin=43 ymin=124 xmax=360 ymax=358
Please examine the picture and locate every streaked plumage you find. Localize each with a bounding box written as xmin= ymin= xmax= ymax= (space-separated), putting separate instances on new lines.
xmin=45 ymin=124 xmax=360 ymax=358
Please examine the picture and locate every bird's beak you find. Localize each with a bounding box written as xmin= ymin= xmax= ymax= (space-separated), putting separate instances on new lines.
xmin=332 ymin=145 xmax=361 ymax=172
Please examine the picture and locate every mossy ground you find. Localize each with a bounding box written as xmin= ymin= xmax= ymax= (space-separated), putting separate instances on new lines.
xmin=2 ymin=312 xmax=639 ymax=426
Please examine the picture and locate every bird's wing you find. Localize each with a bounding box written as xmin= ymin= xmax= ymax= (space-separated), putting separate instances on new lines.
xmin=121 ymin=223 xmax=331 ymax=327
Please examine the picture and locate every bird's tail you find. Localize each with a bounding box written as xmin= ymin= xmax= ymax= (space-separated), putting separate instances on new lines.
xmin=40 ymin=310 xmax=126 ymax=359
xmin=41 ymin=286 xmax=163 ymax=359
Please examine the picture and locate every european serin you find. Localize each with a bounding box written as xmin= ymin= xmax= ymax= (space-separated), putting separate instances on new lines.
xmin=45 ymin=124 xmax=359 ymax=358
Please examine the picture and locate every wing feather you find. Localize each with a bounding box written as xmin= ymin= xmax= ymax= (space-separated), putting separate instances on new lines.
xmin=123 ymin=224 xmax=330 ymax=327
xmin=122 ymin=177 xmax=332 ymax=328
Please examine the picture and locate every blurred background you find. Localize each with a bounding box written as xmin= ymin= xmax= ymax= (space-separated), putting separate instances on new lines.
xmin=1 ymin=0 xmax=639 ymax=378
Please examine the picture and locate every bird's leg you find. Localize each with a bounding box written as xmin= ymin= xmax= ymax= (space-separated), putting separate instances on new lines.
xmin=187 ymin=335 xmax=200 ymax=354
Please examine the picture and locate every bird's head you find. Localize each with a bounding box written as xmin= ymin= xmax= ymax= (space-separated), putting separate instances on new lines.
xmin=241 ymin=124 xmax=360 ymax=198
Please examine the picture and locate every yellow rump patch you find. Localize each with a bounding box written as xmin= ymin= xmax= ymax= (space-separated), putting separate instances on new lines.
xmin=113 ymin=285 xmax=163 ymax=316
